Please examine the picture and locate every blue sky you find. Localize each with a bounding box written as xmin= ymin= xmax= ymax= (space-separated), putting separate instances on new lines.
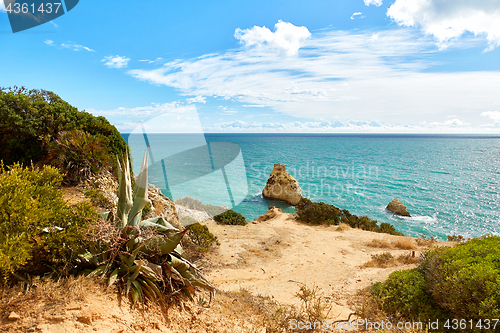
xmin=1 ymin=0 xmax=500 ymax=133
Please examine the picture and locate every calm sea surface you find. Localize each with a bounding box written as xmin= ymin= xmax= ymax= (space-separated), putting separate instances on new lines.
xmin=123 ymin=133 xmax=500 ymax=239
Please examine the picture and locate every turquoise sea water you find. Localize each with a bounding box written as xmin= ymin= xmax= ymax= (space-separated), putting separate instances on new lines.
xmin=124 ymin=133 xmax=500 ymax=240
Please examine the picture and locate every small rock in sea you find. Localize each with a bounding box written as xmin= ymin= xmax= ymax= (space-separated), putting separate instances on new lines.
xmin=262 ymin=163 xmax=303 ymax=205
xmin=8 ymin=312 xmax=21 ymax=321
xmin=386 ymin=198 xmax=411 ymax=217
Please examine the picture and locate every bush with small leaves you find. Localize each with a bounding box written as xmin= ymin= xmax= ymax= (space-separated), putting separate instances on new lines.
xmin=187 ymin=223 xmax=220 ymax=253
xmin=0 ymin=163 xmax=98 ymax=281
xmin=214 ymin=210 xmax=247 ymax=226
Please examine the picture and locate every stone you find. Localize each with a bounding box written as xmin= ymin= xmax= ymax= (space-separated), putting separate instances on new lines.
xmin=255 ymin=207 xmax=283 ymax=222
xmin=386 ymin=198 xmax=411 ymax=217
xmin=262 ymin=164 xmax=302 ymax=205
xmin=145 ymin=185 xmax=181 ymax=229
xmin=8 ymin=311 xmax=21 ymax=321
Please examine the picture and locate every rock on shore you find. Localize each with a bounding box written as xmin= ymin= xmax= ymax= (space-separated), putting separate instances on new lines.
xmin=386 ymin=198 xmax=411 ymax=217
xmin=262 ymin=163 xmax=302 ymax=205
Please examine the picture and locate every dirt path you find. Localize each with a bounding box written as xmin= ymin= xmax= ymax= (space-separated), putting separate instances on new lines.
xmin=204 ymin=210 xmax=444 ymax=321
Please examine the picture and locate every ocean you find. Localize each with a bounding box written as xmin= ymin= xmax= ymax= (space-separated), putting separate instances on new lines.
xmin=123 ymin=133 xmax=500 ymax=240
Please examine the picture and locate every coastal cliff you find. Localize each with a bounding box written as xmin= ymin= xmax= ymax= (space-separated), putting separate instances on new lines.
xmin=262 ymin=163 xmax=303 ymax=205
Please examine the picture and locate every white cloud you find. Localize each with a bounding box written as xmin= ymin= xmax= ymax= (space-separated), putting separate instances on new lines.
xmin=204 ymin=119 xmax=481 ymax=133
xmin=234 ymin=20 xmax=311 ymax=56
xmin=186 ymin=96 xmax=206 ymax=104
xmin=44 ymin=40 xmax=54 ymax=46
xmin=481 ymin=111 xmax=500 ymax=123
xmin=351 ymin=12 xmax=364 ymax=20
xmin=102 ymin=55 xmax=130 ymax=68
xmin=61 ymin=41 xmax=94 ymax=52
xmin=387 ymin=0 xmax=500 ymax=50
xmin=126 ymin=24 xmax=500 ymax=130
xmin=364 ymin=0 xmax=382 ymax=7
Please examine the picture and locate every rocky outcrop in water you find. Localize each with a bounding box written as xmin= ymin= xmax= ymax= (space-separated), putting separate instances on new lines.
xmin=262 ymin=163 xmax=303 ymax=205
xmin=386 ymin=198 xmax=411 ymax=217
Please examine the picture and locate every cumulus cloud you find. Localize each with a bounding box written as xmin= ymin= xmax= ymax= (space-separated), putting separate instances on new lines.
xmin=102 ymin=55 xmax=130 ymax=68
xmin=351 ymin=12 xmax=364 ymax=19
xmin=387 ymin=0 xmax=500 ymax=50
xmin=481 ymin=111 xmax=500 ymax=123
xmin=186 ymin=96 xmax=206 ymax=104
xmin=61 ymin=41 xmax=94 ymax=52
xmin=364 ymin=0 xmax=382 ymax=7
xmin=126 ymin=25 xmax=500 ymax=130
xmin=234 ymin=20 xmax=311 ymax=56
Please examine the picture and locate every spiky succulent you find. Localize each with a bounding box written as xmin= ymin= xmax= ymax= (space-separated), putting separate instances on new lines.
xmin=80 ymin=148 xmax=214 ymax=307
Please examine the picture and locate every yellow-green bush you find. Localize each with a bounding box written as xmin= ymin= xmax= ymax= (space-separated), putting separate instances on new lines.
xmin=370 ymin=235 xmax=500 ymax=327
xmin=0 ymin=163 xmax=98 ymax=281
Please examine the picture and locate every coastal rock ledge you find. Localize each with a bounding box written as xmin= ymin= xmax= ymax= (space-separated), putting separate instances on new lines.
xmin=262 ymin=163 xmax=303 ymax=205
xmin=386 ymin=197 xmax=411 ymax=217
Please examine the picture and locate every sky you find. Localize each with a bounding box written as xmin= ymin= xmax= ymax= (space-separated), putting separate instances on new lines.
xmin=1 ymin=0 xmax=500 ymax=133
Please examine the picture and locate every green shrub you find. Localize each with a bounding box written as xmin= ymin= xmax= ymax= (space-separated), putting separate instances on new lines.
xmin=369 ymin=235 xmax=500 ymax=326
xmin=175 ymin=196 xmax=227 ymax=217
xmin=0 ymin=163 xmax=98 ymax=280
xmin=214 ymin=210 xmax=247 ymax=226
xmin=420 ymin=235 xmax=500 ymax=319
xmin=0 ymin=87 xmax=126 ymax=166
xmin=84 ymin=188 xmax=114 ymax=209
xmin=295 ymin=198 xmax=402 ymax=236
xmin=47 ymin=130 xmax=111 ymax=184
xmin=187 ymin=222 xmax=220 ymax=252
xmin=372 ymin=268 xmax=440 ymax=322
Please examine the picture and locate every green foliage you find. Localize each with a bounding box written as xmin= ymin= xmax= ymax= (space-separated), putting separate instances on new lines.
xmin=84 ymin=188 xmax=114 ymax=209
xmin=295 ymin=198 xmax=402 ymax=236
xmin=0 ymin=163 xmax=98 ymax=280
xmin=187 ymin=222 xmax=220 ymax=253
xmin=0 ymin=87 xmax=126 ymax=166
xmin=214 ymin=210 xmax=247 ymax=226
xmin=370 ymin=235 xmax=500 ymax=326
xmin=47 ymin=130 xmax=111 ymax=184
xmin=420 ymin=235 xmax=500 ymax=319
xmin=372 ymin=269 xmax=440 ymax=322
xmin=175 ymin=196 xmax=227 ymax=217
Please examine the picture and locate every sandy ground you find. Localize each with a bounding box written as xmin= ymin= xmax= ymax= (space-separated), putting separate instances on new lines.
xmin=204 ymin=209 xmax=446 ymax=321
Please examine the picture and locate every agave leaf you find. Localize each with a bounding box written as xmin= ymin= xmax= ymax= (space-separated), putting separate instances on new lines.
xmin=130 ymin=282 xmax=142 ymax=307
xmin=98 ymin=211 xmax=110 ymax=221
xmin=169 ymin=256 xmax=190 ymax=274
xmin=86 ymin=265 xmax=106 ymax=278
xmin=130 ymin=260 xmax=143 ymax=282
xmin=108 ymin=267 xmax=120 ymax=288
xmin=137 ymin=277 xmax=155 ymax=301
xmin=116 ymin=152 xmax=133 ymax=227
xmin=139 ymin=217 xmax=179 ymax=233
xmin=128 ymin=149 xmax=149 ymax=226
xmin=119 ymin=254 xmax=134 ymax=269
xmin=145 ymin=277 xmax=165 ymax=302
xmin=158 ymin=229 xmax=189 ymax=255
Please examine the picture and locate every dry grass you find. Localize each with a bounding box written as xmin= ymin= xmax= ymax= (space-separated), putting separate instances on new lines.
xmin=335 ymin=223 xmax=351 ymax=232
xmin=366 ymin=238 xmax=392 ymax=248
xmin=393 ymin=238 xmax=417 ymax=250
xmin=366 ymin=238 xmax=417 ymax=250
xmin=362 ymin=252 xmax=420 ymax=268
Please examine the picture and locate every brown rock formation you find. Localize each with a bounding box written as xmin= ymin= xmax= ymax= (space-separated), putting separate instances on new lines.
xmin=255 ymin=207 xmax=284 ymax=222
xmin=386 ymin=198 xmax=411 ymax=217
xmin=262 ymin=163 xmax=302 ymax=205
xmin=145 ymin=185 xmax=181 ymax=229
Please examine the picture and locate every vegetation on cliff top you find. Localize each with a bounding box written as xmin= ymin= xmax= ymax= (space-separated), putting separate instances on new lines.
xmin=0 ymin=87 xmax=127 ymax=182
xmin=295 ymin=197 xmax=403 ymax=236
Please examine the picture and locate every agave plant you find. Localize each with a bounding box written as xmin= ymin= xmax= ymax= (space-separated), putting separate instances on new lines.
xmin=79 ymin=148 xmax=214 ymax=307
